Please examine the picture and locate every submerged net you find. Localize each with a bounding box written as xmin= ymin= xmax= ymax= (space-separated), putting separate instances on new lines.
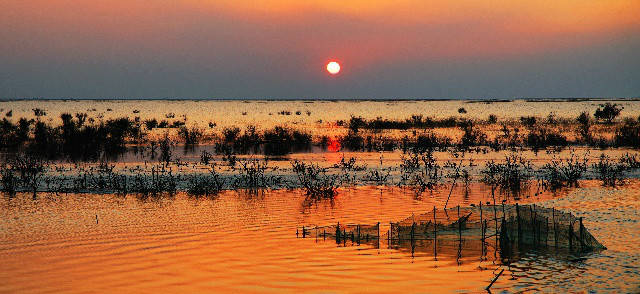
xmin=298 ymin=223 xmax=381 ymax=245
xmin=387 ymin=204 xmax=606 ymax=251
xmin=297 ymin=204 xmax=605 ymax=256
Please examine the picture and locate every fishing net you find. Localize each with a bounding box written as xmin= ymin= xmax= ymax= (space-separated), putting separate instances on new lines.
xmin=387 ymin=204 xmax=606 ymax=251
xmin=298 ymin=223 xmax=381 ymax=245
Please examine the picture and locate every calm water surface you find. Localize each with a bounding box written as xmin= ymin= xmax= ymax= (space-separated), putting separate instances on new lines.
xmin=1 ymin=182 xmax=638 ymax=293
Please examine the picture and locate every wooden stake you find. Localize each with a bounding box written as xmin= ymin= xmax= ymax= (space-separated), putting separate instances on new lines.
xmin=486 ymin=269 xmax=504 ymax=291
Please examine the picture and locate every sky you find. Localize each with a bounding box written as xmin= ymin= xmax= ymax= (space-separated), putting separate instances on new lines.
xmin=1 ymin=0 xmax=639 ymax=100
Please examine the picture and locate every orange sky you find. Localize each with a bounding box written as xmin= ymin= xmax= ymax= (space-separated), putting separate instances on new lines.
xmin=1 ymin=0 xmax=639 ymax=99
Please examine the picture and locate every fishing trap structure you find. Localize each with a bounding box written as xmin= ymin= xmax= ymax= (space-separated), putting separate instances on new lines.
xmin=298 ymin=203 xmax=605 ymax=257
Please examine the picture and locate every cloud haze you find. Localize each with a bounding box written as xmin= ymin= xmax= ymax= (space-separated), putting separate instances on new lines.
xmin=1 ymin=0 xmax=639 ymax=99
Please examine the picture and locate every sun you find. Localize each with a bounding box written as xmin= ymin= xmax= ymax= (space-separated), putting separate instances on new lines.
xmin=326 ymin=61 xmax=340 ymax=74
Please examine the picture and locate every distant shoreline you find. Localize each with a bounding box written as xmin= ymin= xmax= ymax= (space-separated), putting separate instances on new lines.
xmin=0 ymin=97 xmax=639 ymax=102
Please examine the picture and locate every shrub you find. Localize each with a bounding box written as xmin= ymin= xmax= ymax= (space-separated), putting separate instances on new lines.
xmin=488 ymin=114 xmax=498 ymax=124
xmin=594 ymin=102 xmax=622 ymax=123
xmin=460 ymin=120 xmax=487 ymax=147
xmin=291 ymin=160 xmax=339 ymax=198
xmin=576 ymin=111 xmax=593 ymax=143
xmin=145 ymin=119 xmax=158 ymax=130
xmin=263 ymin=126 xmax=312 ymax=156
xmin=186 ymin=167 xmax=225 ymax=196
xmin=541 ymin=152 xmax=588 ymax=189
xmin=593 ymin=154 xmax=626 ymax=186
xmin=613 ymin=118 xmax=640 ymax=147
xmin=482 ymin=154 xmax=533 ymax=194
xmin=178 ymin=126 xmax=202 ymax=146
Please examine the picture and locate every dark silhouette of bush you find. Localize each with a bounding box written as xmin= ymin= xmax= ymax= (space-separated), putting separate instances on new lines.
xmin=594 ymin=102 xmax=622 ymax=123
xmin=340 ymin=131 xmax=364 ymax=151
xmin=414 ymin=132 xmax=451 ymax=152
xmin=488 ymin=114 xmax=498 ymax=124
xmin=263 ymin=126 xmax=312 ymax=156
xmin=178 ymin=126 xmax=203 ymax=146
xmin=576 ymin=111 xmax=593 ymax=143
xmin=614 ymin=117 xmax=640 ymax=147
xmin=460 ymin=120 xmax=487 ymax=147
xmin=144 ymin=119 xmax=158 ymax=130
xmin=0 ymin=118 xmax=31 ymax=150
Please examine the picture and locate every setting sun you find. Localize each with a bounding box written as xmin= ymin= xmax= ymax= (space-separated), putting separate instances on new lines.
xmin=327 ymin=61 xmax=340 ymax=74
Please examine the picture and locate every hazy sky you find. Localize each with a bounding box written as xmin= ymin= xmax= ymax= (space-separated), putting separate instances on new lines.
xmin=1 ymin=0 xmax=639 ymax=99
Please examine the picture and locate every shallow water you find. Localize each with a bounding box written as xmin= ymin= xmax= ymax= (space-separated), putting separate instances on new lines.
xmin=1 ymin=182 xmax=638 ymax=293
xmin=2 ymin=99 xmax=640 ymax=131
xmin=1 ymin=99 xmax=639 ymax=293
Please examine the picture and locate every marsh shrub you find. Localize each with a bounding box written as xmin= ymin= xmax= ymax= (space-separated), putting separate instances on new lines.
xmin=594 ymin=103 xmax=622 ymax=123
xmin=222 ymin=127 xmax=241 ymax=142
xmin=488 ymin=114 xmax=498 ymax=124
xmin=0 ymin=118 xmax=31 ymax=150
xmin=340 ymin=131 xmax=364 ymax=151
xmin=186 ymin=168 xmax=225 ymax=196
xmin=291 ymin=160 xmax=339 ymax=198
xmin=1 ymin=153 xmax=48 ymax=195
xmin=482 ymin=154 xmax=533 ymax=194
xmin=460 ymin=120 xmax=487 ymax=147
xmin=619 ymin=153 xmax=640 ymax=169
xmin=541 ymin=152 xmax=588 ymax=189
xmin=613 ymin=117 xmax=640 ymax=147
xmin=576 ymin=111 xmax=593 ymax=143
xmin=593 ymin=154 xmax=626 ymax=186
xmin=263 ymin=126 xmax=312 ymax=156
xmin=178 ymin=126 xmax=203 ymax=146
xmin=232 ymin=159 xmax=280 ymax=189
xmin=414 ymin=132 xmax=451 ymax=152
xmin=234 ymin=126 xmax=261 ymax=153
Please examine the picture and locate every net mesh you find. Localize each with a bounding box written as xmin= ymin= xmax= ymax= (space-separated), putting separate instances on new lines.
xmin=387 ymin=204 xmax=606 ymax=251
xmin=298 ymin=204 xmax=606 ymax=253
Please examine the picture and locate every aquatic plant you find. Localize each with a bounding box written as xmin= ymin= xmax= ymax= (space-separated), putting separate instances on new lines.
xmin=459 ymin=120 xmax=487 ymax=147
xmin=619 ymin=152 xmax=640 ymax=169
xmin=593 ymin=154 xmax=626 ymax=186
xmin=594 ymin=102 xmax=622 ymax=123
xmin=178 ymin=126 xmax=203 ymax=146
xmin=129 ymin=165 xmax=179 ymax=197
xmin=2 ymin=153 xmax=48 ymax=196
xmin=291 ymin=160 xmax=339 ymax=198
xmin=333 ymin=156 xmax=366 ymax=171
xmin=340 ymin=131 xmax=364 ymax=151
xmin=158 ymin=135 xmax=173 ymax=163
xmin=613 ymin=117 xmax=640 ymax=147
xmin=200 ymin=150 xmax=213 ymax=165
xmin=482 ymin=154 xmax=533 ymax=194
xmin=576 ymin=111 xmax=593 ymax=143
xmin=232 ymin=158 xmax=280 ymax=189
xmin=186 ymin=166 xmax=225 ymax=196
xmin=541 ymin=151 xmax=588 ymax=189
xmin=263 ymin=126 xmax=312 ymax=156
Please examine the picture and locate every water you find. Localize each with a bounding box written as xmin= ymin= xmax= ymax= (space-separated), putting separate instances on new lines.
xmin=0 ymin=99 xmax=639 ymax=293
xmin=1 ymin=182 xmax=638 ymax=293
xmin=2 ymin=99 xmax=640 ymax=130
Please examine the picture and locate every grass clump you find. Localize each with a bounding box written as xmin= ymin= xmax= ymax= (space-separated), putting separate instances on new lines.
xmin=593 ymin=154 xmax=626 ymax=186
xmin=232 ymin=158 xmax=281 ymax=189
xmin=263 ymin=126 xmax=312 ymax=156
xmin=541 ymin=151 xmax=588 ymax=189
xmin=613 ymin=117 xmax=640 ymax=147
xmin=594 ymin=102 xmax=622 ymax=123
xmin=186 ymin=166 xmax=225 ymax=196
xmin=482 ymin=154 xmax=533 ymax=194
xmin=291 ymin=160 xmax=339 ymax=198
